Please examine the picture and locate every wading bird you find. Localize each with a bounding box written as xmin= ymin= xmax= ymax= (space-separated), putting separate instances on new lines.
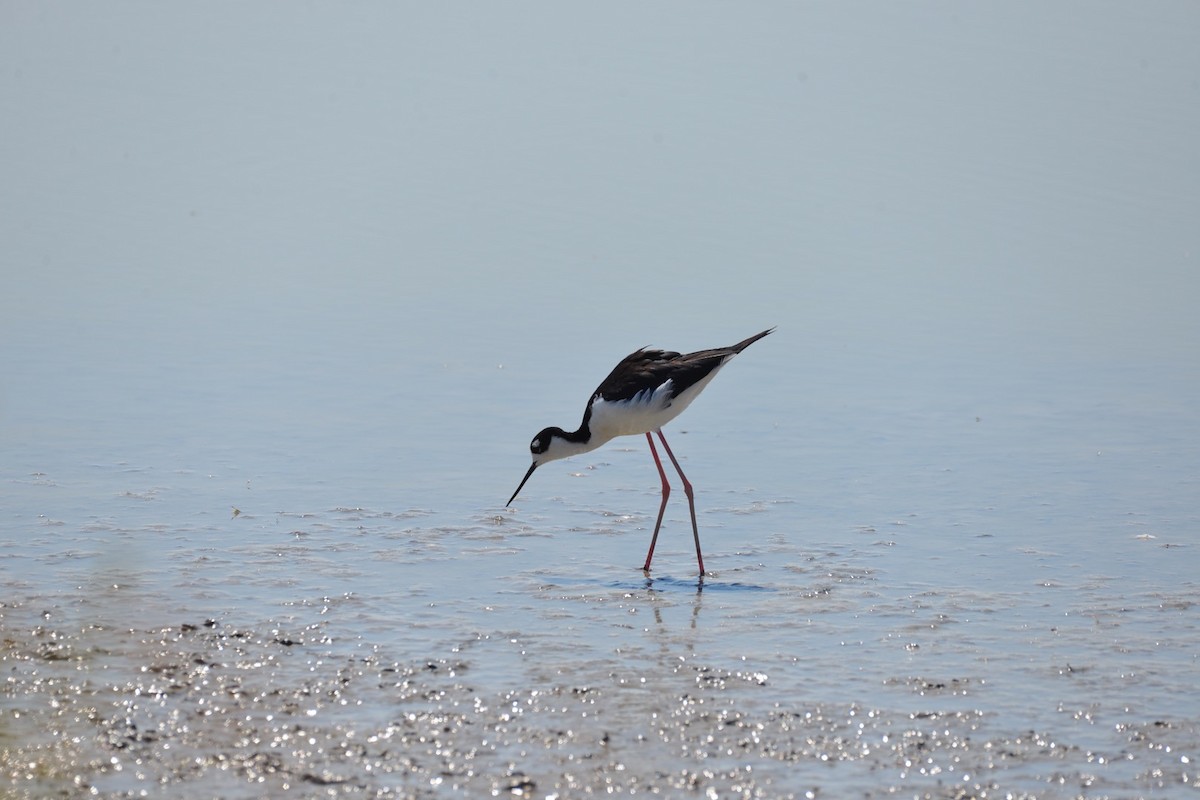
xmin=506 ymin=328 xmax=774 ymax=576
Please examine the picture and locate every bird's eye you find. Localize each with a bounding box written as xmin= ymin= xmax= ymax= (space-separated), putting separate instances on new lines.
xmin=530 ymin=437 xmax=542 ymax=451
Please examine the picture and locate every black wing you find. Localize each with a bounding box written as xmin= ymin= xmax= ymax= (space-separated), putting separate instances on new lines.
xmin=589 ymin=348 xmax=724 ymax=404
xmin=591 ymin=328 xmax=774 ymax=405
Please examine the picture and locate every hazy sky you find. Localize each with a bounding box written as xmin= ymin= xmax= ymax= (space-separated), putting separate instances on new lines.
xmin=3 ymin=3 xmax=1197 ymax=373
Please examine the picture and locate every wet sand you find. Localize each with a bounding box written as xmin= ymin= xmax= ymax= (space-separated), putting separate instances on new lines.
xmin=4 ymin=599 xmax=1195 ymax=799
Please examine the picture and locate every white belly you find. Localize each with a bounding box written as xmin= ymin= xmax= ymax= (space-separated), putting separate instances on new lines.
xmin=587 ymin=368 xmax=723 ymax=445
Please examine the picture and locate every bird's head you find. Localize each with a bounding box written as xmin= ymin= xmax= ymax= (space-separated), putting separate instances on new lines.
xmin=506 ymin=426 xmax=575 ymax=506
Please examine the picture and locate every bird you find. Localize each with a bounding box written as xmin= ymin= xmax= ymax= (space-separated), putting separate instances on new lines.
xmin=506 ymin=327 xmax=774 ymax=576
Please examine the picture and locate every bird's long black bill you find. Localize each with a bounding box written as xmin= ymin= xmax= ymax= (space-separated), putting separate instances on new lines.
xmin=507 ymin=462 xmax=538 ymax=507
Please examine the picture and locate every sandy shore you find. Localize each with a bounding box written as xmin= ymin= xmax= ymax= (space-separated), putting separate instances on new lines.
xmin=3 ymin=600 xmax=1196 ymax=799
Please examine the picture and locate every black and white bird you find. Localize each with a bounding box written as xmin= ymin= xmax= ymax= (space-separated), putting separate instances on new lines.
xmin=506 ymin=327 xmax=774 ymax=576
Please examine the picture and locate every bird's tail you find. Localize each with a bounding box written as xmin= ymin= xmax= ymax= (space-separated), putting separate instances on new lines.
xmin=731 ymin=327 xmax=775 ymax=353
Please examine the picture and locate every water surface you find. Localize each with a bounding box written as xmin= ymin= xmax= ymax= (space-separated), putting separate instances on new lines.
xmin=2 ymin=3 xmax=1198 ymax=797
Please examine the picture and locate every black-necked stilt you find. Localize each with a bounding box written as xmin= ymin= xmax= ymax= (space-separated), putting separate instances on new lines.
xmin=506 ymin=327 xmax=774 ymax=576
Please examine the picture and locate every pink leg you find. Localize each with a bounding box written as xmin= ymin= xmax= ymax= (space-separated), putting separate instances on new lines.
xmin=642 ymin=432 xmax=671 ymax=571
xmin=655 ymin=430 xmax=704 ymax=576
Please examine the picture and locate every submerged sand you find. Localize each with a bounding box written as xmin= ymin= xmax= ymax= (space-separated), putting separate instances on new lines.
xmin=3 ymin=601 xmax=1195 ymax=799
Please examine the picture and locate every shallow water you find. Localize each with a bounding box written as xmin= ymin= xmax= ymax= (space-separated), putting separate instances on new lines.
xmin=3 ymin=3 xmax=1199 ymax=798
xmin=4 ymin=402 xmax=1198 ymax=797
